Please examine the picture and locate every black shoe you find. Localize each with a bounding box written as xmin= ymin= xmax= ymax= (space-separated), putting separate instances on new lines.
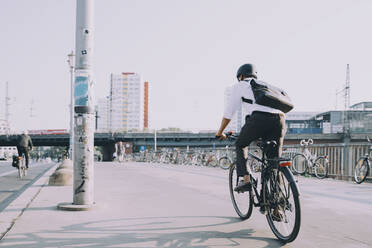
xmin=234 ymin=180 xmax=252 ymax=193
xmin=259 ymin=205 xmax=267 ymax=215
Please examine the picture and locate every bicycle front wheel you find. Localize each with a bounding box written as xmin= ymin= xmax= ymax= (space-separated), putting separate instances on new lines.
xmin=266 ymin=167 xmax=301 ymax=243
xmin=229 ymin=163 xmax=253 ymax=220
xmin=314 ymin=157 xmax=328 ymax=179
xmin=219 ymin=156 xmax=232 ymax=170
xmin=354 ymin=158 xmax=369 ymax=184
xmin=291 ymin=154 xmax=307 ymax=175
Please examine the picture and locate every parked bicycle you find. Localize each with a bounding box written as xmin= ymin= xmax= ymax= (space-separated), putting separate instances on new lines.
xmin=218 ymin=146 xmax=235 ymax=170
xmin=354 ymin=137 xmax=372 ymax=184
xmin=226 ymin=134 xmax=301 ymax=243
xmin=291 ymin=139 xmax=329 ymax=179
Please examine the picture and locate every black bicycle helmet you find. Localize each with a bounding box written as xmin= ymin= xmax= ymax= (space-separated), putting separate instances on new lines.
xmin=236 ymin=64 xmax=257 ymax=80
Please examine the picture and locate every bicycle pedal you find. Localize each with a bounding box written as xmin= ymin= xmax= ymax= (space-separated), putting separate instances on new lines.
xmin=259 ymin=208 xmax=267 ymax=215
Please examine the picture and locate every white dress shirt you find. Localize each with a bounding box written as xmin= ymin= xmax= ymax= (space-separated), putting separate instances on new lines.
xmin=223 ymin=78 xmax=284 ymax=120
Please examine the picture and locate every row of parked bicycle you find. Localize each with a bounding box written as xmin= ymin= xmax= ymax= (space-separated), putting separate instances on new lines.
xmin=121 ymin=137 xmax=372 ymax=184
xmin=127 ymin=148 xmax=234 ymax=168
xmin=119 ymin=138 xmax=332 ymax=179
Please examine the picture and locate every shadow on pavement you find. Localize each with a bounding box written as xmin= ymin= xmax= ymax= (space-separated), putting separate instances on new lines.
xmin=2 ymin=216 xmax=285 ymax=248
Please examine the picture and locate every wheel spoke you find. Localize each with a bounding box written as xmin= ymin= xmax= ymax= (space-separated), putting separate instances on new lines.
xmin=266 ymin=168 xmax=300 ymax=242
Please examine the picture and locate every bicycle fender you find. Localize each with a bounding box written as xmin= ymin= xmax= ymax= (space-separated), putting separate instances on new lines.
xmin=280 ymin=166 xmax=300 ymax=197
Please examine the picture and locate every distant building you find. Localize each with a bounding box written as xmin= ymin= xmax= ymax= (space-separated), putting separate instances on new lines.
xmin=96 ymin=97 xmax=110 ymax=131
xmin=350 ymin=102 xmax=372 ymax=111
xmin=285 ymin=112 xmax=322 ymax=134
xmin=313 ymin=109 xmax=372 ymax=134
xmin=109 ymin=73 xmax=142 ymax=132
xmin=144 ymin=81 xmax=149 ymax=129
xmin=286 ymin=112 xmax=318 ymax=121
xmin=284 ymin=102 xmax=372 ymax=134
xmin=0 ymin=119 xmax=17 ymax=159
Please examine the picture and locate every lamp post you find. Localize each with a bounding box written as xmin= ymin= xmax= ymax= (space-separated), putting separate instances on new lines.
xmin=67 ymin=51 xmax=75 ymax=160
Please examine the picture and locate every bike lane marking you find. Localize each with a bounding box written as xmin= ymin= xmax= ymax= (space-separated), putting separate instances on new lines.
xmin=0 ymin=163 xmax=49 ymax=177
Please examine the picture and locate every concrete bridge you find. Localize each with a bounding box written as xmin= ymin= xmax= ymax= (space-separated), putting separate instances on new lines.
xmin=1 ymin=132 xmax=370 ymax=161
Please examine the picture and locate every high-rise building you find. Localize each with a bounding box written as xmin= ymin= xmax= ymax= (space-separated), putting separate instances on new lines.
xmin=144 ymin=81 xmax=149 ymax=129
xmin=109 ymin=73 xmax=142 ymax=131
xmin=96 ymin=97 xmax=110 ymax=131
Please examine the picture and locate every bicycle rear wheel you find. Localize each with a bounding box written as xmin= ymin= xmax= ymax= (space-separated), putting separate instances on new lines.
xmin=18 ymin=157 xmax=25 ymax=179
xmin=22 ymin=155 xmax=27 ymax=177
xmin=354 ymin=158 xmax=369 ymax=184
xmin=219 ymin=156 xmax=232 ymax=170
xmin=291 ymin=154 xmax=307 ymax=175
xmin=229 ymin=163 xmax=253 ymax=220
xmin=266 ymin=167 xmax=301 ymax=243
xmin=314 ymin=157 xmax=328 ymax=179
xmin=18 ymin=164 xmax=23 ymax=179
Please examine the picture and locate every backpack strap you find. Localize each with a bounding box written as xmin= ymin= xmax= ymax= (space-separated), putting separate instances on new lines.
xmin=241 ymin=79 xmax=254 ymax=104
xmin=242 ymin=97 xmax=253 ymax=104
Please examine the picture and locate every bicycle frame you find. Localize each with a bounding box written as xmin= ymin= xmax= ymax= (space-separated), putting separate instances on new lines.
xmin=247 ymin=151 xmax=300 ymax=210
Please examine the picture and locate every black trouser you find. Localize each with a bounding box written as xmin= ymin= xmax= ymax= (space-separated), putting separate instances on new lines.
xmin=235 ymin=111 xmax=286 ymax=177
xmin=17 ymin=146 xmax=30 ymax=168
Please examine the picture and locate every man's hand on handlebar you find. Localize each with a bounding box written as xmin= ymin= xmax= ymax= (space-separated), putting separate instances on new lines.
xmin=215 ymin=131 xmax=233 ymax=140
xmin=216 ymin=133 xmax=227 ymax=140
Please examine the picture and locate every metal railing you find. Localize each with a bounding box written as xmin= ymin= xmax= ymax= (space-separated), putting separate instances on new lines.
xmin=282 ymin=143 xmax=371 ymax=181
xmin=122 ymin=143 xmax=371 ymax=182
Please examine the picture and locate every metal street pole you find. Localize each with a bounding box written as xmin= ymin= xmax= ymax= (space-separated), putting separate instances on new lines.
xmin=58 ymin=0 xmax=95 ymax=211
xmin=67 ymin=51 xmax=75 ymax=160
xmin=73 ymin=0 xmax=95 ymax=207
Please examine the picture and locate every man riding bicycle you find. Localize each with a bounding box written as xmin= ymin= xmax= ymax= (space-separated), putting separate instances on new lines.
xmin=16 ymin=131 xmax=33 ymax=169
xmin=216 ymin=63 xmax=286 ymax=193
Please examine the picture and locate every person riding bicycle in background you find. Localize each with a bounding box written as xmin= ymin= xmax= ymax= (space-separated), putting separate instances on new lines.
xmin=216 ymin=63 xmax=286 ymax=192
xmin=16 ymin=130 xmax=33 ymax=169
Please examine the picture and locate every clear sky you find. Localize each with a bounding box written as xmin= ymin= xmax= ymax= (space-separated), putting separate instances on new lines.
xmin=1 ymin=0 xmax=371 ymax=132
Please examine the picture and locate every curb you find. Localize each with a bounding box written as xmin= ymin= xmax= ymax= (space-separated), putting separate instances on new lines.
xmin=0 ymin=163 xmax=59 ymax=240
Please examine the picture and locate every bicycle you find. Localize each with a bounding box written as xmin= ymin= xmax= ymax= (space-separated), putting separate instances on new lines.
xmin=354 ymin=137 xmax=371 ymax=184
xmin=218 ymin=146 xmax=235 ymax=170
xmin=17 ymin=154 xmax=27 ymax=179
xmin=225 ymin=134 xmax=301 ymax=243
xmin=291 ymin=139 xmax=329 ymax=179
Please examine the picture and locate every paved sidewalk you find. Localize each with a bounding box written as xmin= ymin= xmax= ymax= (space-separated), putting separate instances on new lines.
xmin=0 ymin=162 xmax=371 ymax=248
xmin=0 ymin=163 xmax=58 ymax=240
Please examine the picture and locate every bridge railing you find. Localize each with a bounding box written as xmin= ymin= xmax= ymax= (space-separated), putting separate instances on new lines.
xmin=282 ymin=143 xmax=372 ymax=180
xmin=126 ymin=143 xmax=371 ymax=181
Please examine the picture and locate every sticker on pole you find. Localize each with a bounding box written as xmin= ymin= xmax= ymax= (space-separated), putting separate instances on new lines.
xmin=74 ymin=76 xmax=89 ymax=106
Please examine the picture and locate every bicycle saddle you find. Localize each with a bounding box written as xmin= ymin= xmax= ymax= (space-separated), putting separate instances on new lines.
xmin=257 ymin=140 xmax=277 ymax=150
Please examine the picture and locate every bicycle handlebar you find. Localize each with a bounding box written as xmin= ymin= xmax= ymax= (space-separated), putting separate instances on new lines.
xmin=300 ymin=138 xmax=313 ymax=146
xmin=215 ymin=131 xmax=237 ymax=140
